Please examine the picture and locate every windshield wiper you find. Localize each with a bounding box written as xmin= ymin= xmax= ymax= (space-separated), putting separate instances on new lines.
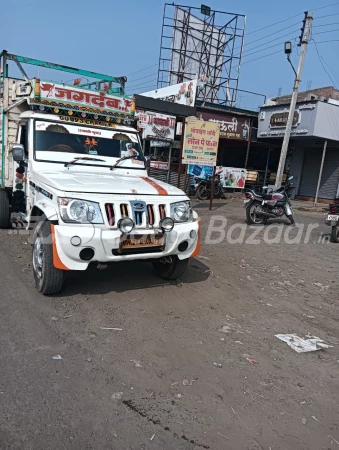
xmin=110 ymin=154 xmax=138 ymax=171
xmin=64 ymin=157 xmax=106 ymax=168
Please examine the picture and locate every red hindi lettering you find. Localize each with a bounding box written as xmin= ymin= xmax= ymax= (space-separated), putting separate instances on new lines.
xmin=54 ymin=87 xmax=73 ymax=101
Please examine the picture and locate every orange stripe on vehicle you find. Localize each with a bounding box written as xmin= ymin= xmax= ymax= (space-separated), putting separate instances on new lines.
xmin=51 ymin=224 xmax=70 ymax=271
xmin=190 ymin=221 xmax=201 ymax=258
xmin=141 ymin=177 xmax=168 ymax=195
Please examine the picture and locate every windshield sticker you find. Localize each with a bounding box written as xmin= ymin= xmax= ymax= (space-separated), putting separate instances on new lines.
xmin=84 ymin=137 xmax=99 ymax=154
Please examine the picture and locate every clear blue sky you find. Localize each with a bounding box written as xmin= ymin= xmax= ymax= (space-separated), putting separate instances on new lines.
xmin=1 ymin=0 xmax=338 ymax=110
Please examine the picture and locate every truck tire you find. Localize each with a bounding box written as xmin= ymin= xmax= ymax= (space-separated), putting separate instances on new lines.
xmin=32 ymin=221 xmax=65 ymax=295
xmin=0 ymin=190 xmax=10 ymax=229
xmin=152 ymin=256 xmax=189 ymax=280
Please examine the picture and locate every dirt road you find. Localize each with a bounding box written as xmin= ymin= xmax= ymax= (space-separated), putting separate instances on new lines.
xmin=1 ymin=201 xmax=339 ymax=450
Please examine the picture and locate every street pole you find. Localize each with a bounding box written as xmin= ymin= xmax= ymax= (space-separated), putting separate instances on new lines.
xmin=275 ymin=12 xmax=313 ymax=189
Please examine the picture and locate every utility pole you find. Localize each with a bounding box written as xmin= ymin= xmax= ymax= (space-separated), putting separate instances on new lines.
xmin=275 ymin=12 xmax=313 ymax=189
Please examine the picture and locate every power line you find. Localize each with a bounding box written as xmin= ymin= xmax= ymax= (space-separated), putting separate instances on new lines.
xmin=126 ymin=63 xmax=158 ymax=77
xmin=127 ymin=78 xmax=158 ymax=89
xmin=241 ymin=50 xmax=278 ymax=65
xmin=313 ymin=22 xmax=339 ymax=28
xmin=242 ymin=30 xmax=300 ymax=55
xmin=314 ymin=27 xmax=339 ymax=35
xmin=313 ymin=2 xmax=339 ymax=11
xmin=310 ymin=39 xmax=339 ymax=43
xmin=312 ymin=38 xmax=339 ymax=88
xmin=241 ymin=23 xmax=300 ymax=51
xmin=317 ymin=12 xmax=339 ymax=19
xmin=245 ymin=2 xmax=339 ymax=36
xmin=128 ymin=72 xmax=158 ymax=83
xmin=242 ymin=36 xmax=299 ymax=58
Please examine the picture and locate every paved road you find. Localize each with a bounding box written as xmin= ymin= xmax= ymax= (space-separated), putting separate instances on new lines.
xmin=1 ymin=201 xmax=339 ymax=450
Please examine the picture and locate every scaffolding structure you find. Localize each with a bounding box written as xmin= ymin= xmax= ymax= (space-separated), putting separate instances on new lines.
xmin=157 ymin=3 xmax=246 ymax=106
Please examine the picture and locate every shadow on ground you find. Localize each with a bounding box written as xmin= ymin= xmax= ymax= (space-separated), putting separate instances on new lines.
xmin=58 ymin=258 xmax=210 ymax=297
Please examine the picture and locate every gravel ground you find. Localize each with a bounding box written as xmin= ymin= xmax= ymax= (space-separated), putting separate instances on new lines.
xmin=1 ymin=199 xmax=339 ymax=450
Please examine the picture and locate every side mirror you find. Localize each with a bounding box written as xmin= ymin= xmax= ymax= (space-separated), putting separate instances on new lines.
xmin=12 ymin=144 xmax=25 ymax=162
xmin=262 ymin=186 xmax=268 ymax=190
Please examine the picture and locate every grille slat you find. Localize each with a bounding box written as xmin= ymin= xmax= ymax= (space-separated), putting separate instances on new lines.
xmin=105 ymin=204 xmax=115 ymax=226
xmin=105 ymin=202 xmax=161 ymax=228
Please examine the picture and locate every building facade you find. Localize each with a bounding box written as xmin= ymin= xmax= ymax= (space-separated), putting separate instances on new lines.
xmin=258 ymin=98 xmax=339 ymax=201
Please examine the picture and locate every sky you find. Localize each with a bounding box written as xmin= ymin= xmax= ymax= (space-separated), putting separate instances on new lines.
xmin=1 ymin=0 xmax=338 ymax=110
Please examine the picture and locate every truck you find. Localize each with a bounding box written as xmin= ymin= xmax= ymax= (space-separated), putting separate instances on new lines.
xmin=0 ymin=51 xmax=200 ymax=294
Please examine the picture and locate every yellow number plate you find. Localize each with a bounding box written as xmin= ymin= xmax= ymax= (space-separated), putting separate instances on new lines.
xmin=121 ymin=235 xmax=164 ymax=248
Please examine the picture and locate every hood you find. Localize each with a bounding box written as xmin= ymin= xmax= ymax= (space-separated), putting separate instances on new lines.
xmin=37 ymin=171 xmax=185 ymax=196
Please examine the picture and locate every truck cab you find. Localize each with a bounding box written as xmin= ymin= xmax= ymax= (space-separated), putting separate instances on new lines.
xmin=0 ymin=52 xmax=200 ymax=294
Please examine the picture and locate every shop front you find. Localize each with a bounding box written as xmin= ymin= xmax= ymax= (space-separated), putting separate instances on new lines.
xmin=134 ymin=94 xmax=196 ymax=189
xmin=195 ymin=105 xmax=277 ymax=189
xmin=258 ymin=100 xmax=339 ymax=202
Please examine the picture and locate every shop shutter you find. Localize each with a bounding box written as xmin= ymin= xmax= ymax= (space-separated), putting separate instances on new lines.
xmin=149 ymin=168 xmax=193 ymax=194
xmin=318 ymin=148 xmax=339 ymax=200
xmin=299 ymin=149 xmax=322 ymax=197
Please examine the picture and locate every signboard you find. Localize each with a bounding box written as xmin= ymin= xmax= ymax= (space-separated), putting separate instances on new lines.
xmin=197 ymin=111 xmax=250 ymax=140
xmin=220 ymin=167 xmax=247 ymax=188
xmin=188 ymin=165 xmax=247 ymax=188
xmin=258 ymin=102 xmax=318 ymax=138
xmin=150 ymin=140 xmax=171 ymax=148
xmin=150 ymin=161 xmax=169 ymax=170
xmin=269 ymin=110 xmax=300 ymax=128
xmin=142 ymin=80 xmax=197 ymax=107
xmin=182 ymin=117 xmax=220 ymax=166
xmin=29 ymin=79 xmax=135 ymax=118
xmin=141 ymin=111 xmax=176 ymax=141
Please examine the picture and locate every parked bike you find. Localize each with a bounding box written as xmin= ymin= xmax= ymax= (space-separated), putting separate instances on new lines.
xmin=324 ymin=198 xmax=339 ymax=242
xmin=196 ymin=175 xmax=225 ymax=200
xmin=244 ymin=176 xmax=295 ymax=225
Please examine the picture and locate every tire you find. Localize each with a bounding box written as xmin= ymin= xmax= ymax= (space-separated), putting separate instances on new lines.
xmin=331 ymin=225 xmax=339 ymax=243
xmin=196 ymin=185 xmax=209 ymax=200
xmin=287 ymin=214 xmax=295 ymax=225
xmin=0 ymin=190 xmax=10 ymax=229
xmin=152 ymin=256 xmax=189 ymax=280
xmin=32 ymin=221 xmax=65 ymax=295
xmin=246 ymin=202 xmax=265 ymax=225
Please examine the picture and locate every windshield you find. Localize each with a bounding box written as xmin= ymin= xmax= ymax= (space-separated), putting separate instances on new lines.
xmin=34 ymin=120 xmax=144 ymax=167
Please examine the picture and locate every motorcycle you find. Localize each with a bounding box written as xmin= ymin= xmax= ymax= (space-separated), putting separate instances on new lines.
xmin=324 ymin=198 xmax=339 ymax=242
xmin=244 ymin=176 xmax=295 ymax=225
xmin=196 ymin=175 xmax=225 ymax=200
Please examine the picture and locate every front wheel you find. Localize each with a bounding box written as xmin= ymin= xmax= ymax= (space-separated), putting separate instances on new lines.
xmin=246 ymin=202 xmax=265 ymax=225
xmin=152 ymin=256 xmax=189 ymax=280
xmin=33 ymin=221 xmax=65 ymax=295
xmin=287 ymin=214 xmax=295 ymax=225
xmin=196 ymin=184 xmax=209 ymax=200
xmin=331 ymin=225 xmax=339 ymax=243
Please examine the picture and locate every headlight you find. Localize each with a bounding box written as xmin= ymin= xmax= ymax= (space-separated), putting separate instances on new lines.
xmin=170 ymin=201 xmax=191 ymax=222
xmin=160 ymin=217 xmax=174 ymax=232
xmin=58 ymin=198 xmax=104 ymax=224
xmin=118 ymin=217 xmax=134 ymax=234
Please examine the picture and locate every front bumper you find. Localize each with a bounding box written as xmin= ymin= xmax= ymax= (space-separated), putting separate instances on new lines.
xmin=53 ymin=220 xmax=200 ymax=270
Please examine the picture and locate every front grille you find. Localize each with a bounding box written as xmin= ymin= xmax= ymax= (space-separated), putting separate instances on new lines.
xmin=104 ymin=202 xmax=167 ymax=228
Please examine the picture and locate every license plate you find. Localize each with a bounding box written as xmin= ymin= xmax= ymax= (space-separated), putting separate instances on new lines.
xmin=327 ymin=215 xmax=339 ymax=221
xmin=244 ymin=199 xmax=250 ymax=203
xmin=121 ymin=235 xmax=164 ymax=249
